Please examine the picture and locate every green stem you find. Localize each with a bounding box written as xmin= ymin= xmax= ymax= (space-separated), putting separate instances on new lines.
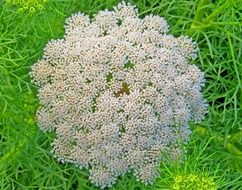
xmin=188 ymin=0 xmax=210 ymax=35
xmin=203 ymin=0 xmax=234 ymax=24
xmin=192 ymin=0 xmax=210 ymax=24
xmin=188 ymin=0 xmax=237 ymax=35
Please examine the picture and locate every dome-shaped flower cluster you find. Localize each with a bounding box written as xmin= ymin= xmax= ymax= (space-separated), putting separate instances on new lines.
xmin=30 ymin=1 xmax=207 ymax=188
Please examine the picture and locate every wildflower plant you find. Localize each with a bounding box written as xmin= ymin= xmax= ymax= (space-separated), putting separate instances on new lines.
xmin=30 ymin=1 xmax=207 ymax=189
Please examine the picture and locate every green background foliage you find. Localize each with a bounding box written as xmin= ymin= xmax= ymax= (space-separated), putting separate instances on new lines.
xmin=0 ymin=0 xmax=241 ymax=189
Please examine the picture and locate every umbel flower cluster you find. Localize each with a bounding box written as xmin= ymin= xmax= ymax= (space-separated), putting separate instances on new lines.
xmin=5 ymin=0 xmax=48 ymax=14
xmin=30 ymin=2 xmax=207 ymax=189
xmin=172 ymin=174 xmax=217 ymax=190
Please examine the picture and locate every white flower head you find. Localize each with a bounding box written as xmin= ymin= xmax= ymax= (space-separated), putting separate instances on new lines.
xmin=30 ymin=1 xmax=207 ymax=188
